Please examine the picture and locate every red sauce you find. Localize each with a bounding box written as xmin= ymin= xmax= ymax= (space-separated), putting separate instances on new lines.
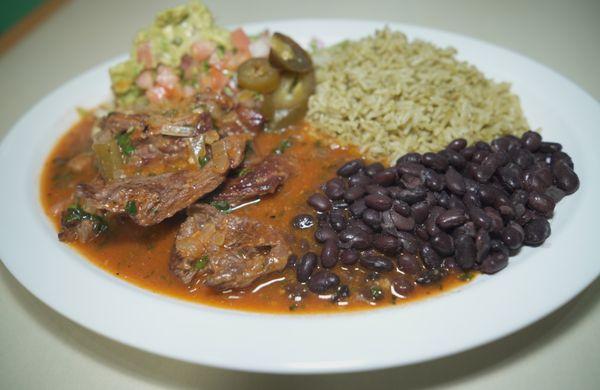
xmin=40 ymin=117 xmax=473 ymax=313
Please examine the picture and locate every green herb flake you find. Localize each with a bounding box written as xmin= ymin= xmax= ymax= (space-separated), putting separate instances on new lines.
xmin=125 ymin=200 xmax=137 ymax=216
xmin=62 ymin=204 xmax=108 ymax=235
xmin=194 ymin=255 xmax=209 ymax=270
xmin=370 ymin=286 xmax=384 ymax=301
xmin=216 ymin=44 xmax=226 ymax=56
xmin=116 ymin=132 xmax=135 ymax=156
xmin=274 ymin=138 xmax=292 ymax=155
xmin=211 ymin=200 xmax=230 ymax=212
xmin=202 ymin=61 xmax=210 ymax=72
xmin=458 ymin=272 xmax=474 ymax=282
xmin=198 ymin=155 xmax=210 ymax=167
xmin=237 ymin=167 xmax=252 ymax=177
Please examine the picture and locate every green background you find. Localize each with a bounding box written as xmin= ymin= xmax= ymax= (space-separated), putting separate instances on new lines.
xmin=0 ymin=0 xmax=45 ymax=34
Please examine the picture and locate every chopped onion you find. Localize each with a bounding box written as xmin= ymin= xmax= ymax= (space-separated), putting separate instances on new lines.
xmin=210 ymin=140 xmax=229 ymax=174
xmin=159 ymin=124 xmax=196 ymax=137
xmin=249 ymin=35 xmax=270 ymax=58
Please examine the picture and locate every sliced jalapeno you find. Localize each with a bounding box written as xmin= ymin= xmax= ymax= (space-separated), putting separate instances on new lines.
xmin=269 ymin=32 xmax=313 ymax=74
xmin=270 ymin=71 xmax=316 ymax=110
xmin=237 ymin=58 xmax=281 ymax=93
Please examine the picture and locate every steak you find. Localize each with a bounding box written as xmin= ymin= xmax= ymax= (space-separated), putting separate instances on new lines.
xmin=170 ymin=204 xmax=291 ymax=290
xmin=77 ymin=134 xmax=249 ymax=226
xmin=214 ymin=154 xmax=293 ymax=205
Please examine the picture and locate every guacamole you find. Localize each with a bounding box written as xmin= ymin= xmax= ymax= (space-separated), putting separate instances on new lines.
xmin=110 ymin=1 xmax=232 ymax=107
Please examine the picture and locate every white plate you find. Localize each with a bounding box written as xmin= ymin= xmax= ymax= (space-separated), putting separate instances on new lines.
xmin=1 ymin=20 xmax=599 ymax=374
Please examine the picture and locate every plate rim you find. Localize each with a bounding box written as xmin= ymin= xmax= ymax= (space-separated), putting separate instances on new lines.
xmin=1 ymin=18 xmax=599 ymax=374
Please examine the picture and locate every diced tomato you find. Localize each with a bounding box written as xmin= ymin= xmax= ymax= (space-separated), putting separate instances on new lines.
xmin=231 ymin=28 xmax=250 ymax=53
xmin=146 ymin=86 xmax=167 ymax=104
xmin=191 ymin=40 xmax=216 ymax=62
xmin=135 ymin=70 xmax=154 ymax=90
xmin=210 ymin=67 xmax=229 ymax=91
xmin=136 ymin=41 xmax=153 ymax=68
xmin=156 ymin=65 xmax=180 ymax=90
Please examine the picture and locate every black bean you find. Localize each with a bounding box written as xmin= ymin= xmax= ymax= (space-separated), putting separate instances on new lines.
xmin=362 ymin=208 xmax=382 ymax=228
xmin=286 ymin=254 xmax=298 ymax=269
xmin=344 ymin=185 xmax=366 ymax=202
xmin=445 ymin=167 xmax=466 ymax=195
xmin=329 ymin=209 xmax=347 ymax=231
xmin=339 ymin=249 xmax=359 ymax=265
xmin=479 ymin=251 xmax=509 ymax=274
xmin=360 ymin=255 xmax=394 ymax=272
xmin=320 ymin=239 xmax=339 ymax=268
xmin=307 ymin=193 xmax=331 ymax=212
xmin=552 ymin=160 xmax=579 ymax=194
xmin=455 ymin=221 xmax=477 ymax=237
xmin=527 ymin=192 xmax=555 ymax=217
xmin=500 ymin=222 xmax=524 ymax=250
xmin=475 ymin=141 xmax=492 ymax=151
xmin=308 ymin=270 xmax=340 ymax=293
xmin=397 ymin=252 xmax=422 ymax=274
xmin=396 ymin=162 xmax=425 ymax=177
xmin=390 ymin=212 xmax=415 ymax=231
xmin=472 ymin=149 xmax=489 ymax=164
xmin=550 ymin=151 xmax=574 ymax=169
xmin=373 ymin=234 xmax=399 ymax=254
xmin=348 ymin=219 xmax=373 ymax=234
xmin=339 ymin=227 xmax=372 ymax=250
xmin=349 ymin=198 xmax=367 ymax=217
xmin=522 ymin=168 xmax=553 ymax=193
xmin=396 ymin=152 xmax=422 ymax=165
xmin=467 ymin=205 xmax=491 ymax=230
xmin=399 ymin=174 xmax=424 ymax=189
xmin=373 ymin=168 xmax=396 ymax=186
xmin=422 ymin=152 xmax=448 ymax=171
xmin=325 ymin=182 xmax=345 ymax=200
xmin=296 ymin=252 xmax=317 ymax=282
xmin=332 ymin=285 xmax=351 ymax=302
xmin=337 ymin=159 xmax=364 ymax=177
xmin=426 ymin=206 xmax=445 ymax=236
xmin=366 ymin=184 xmax=389 ymax=196
xmin=444 ymin=148 xmax=467 ymax=169
xmin=411 ymin=201 xmax=430 ymax=224
xmin=421 ymin=244 xmax=442 ymax=269
xmin=523 ymin=218 xmax=551 ymax=246
xmin=392 ymin=277 xmax=415 ymax=296
xmin=430 ymin=232 xmax=454 ymax=256
xmin=292 ymin=214 xmax=315 ymax=229
xmin=491 ymin=137 xmax=511 ymax=152
xmin=448 ymin=138 xmax=467 ymax=151
xmin=392 ymin=199 xmax=412 ymax=217
xmin=364 ymin=194 xmax=392 ymax=211
xmin=461 ymin=146 xmax=476 ymax=160
xmin=348 ymin=172 xmax=372 ymax=187
xmin=365 ymin=162 xmax=385 ymax=177
xmin=498 ymin=163 xmax=522 ymax=191
xmin=436 ymin=191 xmax=451 ymax=209
xmin=415 ymin=224 xmax=429 ymax=240
xmin=475 ymin=230 xmax=491 ymax=262
xmin=436 ymin=208 xmax=467 ymax=230
xmin=521 ymin=131 xmax=542 ymax=152
xmin=396 ymin=231 xmax=420 ymax=254
xmin=314 ymin=226 xmax=337 ymax=243
xmin=484 ymin=207 xmax=503 ymax=232
xmin=396 ymin=187 xmax=427 ymax=204
xmin=454 ymin=234 xmax=476 ymax=269
xmin=422 ymin=169 xmax=445 ymax=191
xmin=490 ymin=239 xmax=510 ymax=257
xmin=539 ymin=142 xmax=562 ymax=153
xmin=513 ymin=149 xmax=534 ymax=169
xmin=545 ymin=186 xmax=566 ymax=203
xmin=449 ymin=194 xmax=466 ymax=210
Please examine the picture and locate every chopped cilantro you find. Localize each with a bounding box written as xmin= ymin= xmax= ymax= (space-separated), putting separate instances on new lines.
xmin=198 ymin=155 xmax=210 ymax=167
xmin=211 ymin=200 xmax=230 ymax=212
xmin=62 ymin=204 xmax=108 ymax=234
xmin=274 ymin=138 xmax=292 ymax=154
xmin=369 ymin=286 xmax=384 ymax=301
xmin=216 ymin=44 xmax=225 ymax=56
xmin=237 ymin=167 xmax=252 ymax=177
xmin=116 ymin=132 xmax=134 ymax=156
xmin=223 ymin=86 xmax=234 ymax=97
xmin=202 ymin=62 xmax=210 ymax=72
xmin=125 ymin=200 xmax=137 ymax=216
xmin=194 ymin=255 xmax=209 ymax=270
xmin=458 ymin=272 xmax=474 ymax=281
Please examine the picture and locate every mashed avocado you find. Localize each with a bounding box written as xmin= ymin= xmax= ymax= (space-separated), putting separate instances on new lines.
xmin=110 ymin=1 xmax=232 ymax=107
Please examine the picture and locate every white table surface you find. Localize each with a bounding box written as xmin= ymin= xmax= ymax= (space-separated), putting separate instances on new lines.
xmin=1 ymin=0 xmax=599 ymax=388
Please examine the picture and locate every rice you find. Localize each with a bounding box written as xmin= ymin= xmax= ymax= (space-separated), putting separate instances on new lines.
xmin=307 ymin=29 xmax=529 ymax=162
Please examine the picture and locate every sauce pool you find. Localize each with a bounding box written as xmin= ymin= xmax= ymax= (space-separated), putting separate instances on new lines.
xmin=40 ymin=116 xmax=472 ymax=313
